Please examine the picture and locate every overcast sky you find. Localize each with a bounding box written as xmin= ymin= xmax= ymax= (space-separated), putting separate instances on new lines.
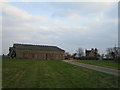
xmin=2 ymin=1 xmax=118 ymax=55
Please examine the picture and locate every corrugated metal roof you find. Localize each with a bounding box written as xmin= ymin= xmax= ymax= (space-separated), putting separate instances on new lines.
xmin=13 ymin=43 xmax=65 ymax=51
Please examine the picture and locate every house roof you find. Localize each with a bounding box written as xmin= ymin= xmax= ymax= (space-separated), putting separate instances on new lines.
xmin=13 ymin=43 xmax=65 ymax=52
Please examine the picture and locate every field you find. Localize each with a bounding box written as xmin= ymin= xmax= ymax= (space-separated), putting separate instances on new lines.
xmin=2 ymin=58 xmax=119 ymax=88
xmin=75 ymin=60 xmax=120 ymax=70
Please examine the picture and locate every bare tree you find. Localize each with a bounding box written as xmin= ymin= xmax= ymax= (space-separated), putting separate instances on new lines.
xmin=106 ymin=47 xmax=120 ymax=59
xmin=65 ymin=52 xmax=71 ymax=59
xmin=114 ymin=47 xmax=120 ymax=57
xmin=101 ymin=54 xmax=104 ymax=60
xmin=72 ymin=53 xmax=77 ymax=58
xmin=106 ymin=48 xmax=114 ymax=59
xmin=76 ymin=48 xmax=84 ymax=57
xmin=106 ymin=48 xmax=114 ymax=55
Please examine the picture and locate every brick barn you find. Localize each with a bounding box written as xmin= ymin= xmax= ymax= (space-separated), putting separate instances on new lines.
xmin=9 ymin=43 xmax=65 ymax=60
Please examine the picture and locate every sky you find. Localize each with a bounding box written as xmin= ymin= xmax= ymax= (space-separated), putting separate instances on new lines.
xmin=1 ymin=1 xmax=118 ymax=55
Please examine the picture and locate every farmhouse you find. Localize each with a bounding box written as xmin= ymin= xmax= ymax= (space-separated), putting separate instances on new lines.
xmin=9 ymin=43 xmax=65 ymax=60
xmin=85 ymin=48 xmax=99 ymax=58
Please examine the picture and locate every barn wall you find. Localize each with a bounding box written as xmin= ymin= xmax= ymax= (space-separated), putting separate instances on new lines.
xmin=16 ymin=49 xmax=64 ymax=60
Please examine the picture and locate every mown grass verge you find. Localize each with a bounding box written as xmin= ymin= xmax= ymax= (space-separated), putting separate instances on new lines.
xmin=2 ymin=58 xmax=119 ymax=88
xmin=75 ymin=60 xmax=120 ymax=70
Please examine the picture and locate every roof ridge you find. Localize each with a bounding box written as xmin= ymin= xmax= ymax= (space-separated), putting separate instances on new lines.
xmin=14 ymin=43 xmax=56 ymax=47
xmin=13 ymin=43 xmax=65 ymax=51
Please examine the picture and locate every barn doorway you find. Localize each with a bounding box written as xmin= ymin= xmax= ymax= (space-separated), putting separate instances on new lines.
xmin=45 ymin=54 xmax=48 ymax=60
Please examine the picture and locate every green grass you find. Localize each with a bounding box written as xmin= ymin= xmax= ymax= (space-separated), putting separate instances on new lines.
xmin=2 ymin=58 xmax=119 ymax=88
xmin=75 ymin=60 xmax=120 ymax=70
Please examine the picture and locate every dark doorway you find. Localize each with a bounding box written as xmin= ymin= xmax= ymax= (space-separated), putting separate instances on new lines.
xmin=46 ymin=54 xmax=47 ymax=60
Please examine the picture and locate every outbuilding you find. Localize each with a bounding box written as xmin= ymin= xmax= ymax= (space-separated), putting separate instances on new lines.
xmin=9 ymin=43 xmax=65 ymax=60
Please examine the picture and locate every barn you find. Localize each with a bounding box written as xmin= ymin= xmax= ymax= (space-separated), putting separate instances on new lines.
xmin=9 ymin=43 xmax=65 ymax=60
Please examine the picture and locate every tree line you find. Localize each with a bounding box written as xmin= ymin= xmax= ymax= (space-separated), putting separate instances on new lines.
xmin=65 ymin=47 xmax=120 ymax=61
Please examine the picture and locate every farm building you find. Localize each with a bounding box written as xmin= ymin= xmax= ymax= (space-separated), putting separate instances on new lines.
xmin=8 ymin=43 xmax=65 ymax=60
xmin=85 ymin=48 xmax=100 ymax=59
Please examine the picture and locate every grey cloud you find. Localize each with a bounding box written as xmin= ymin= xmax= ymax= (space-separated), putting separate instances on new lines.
xmin=2 ymin=2 xmax=118 ymax=55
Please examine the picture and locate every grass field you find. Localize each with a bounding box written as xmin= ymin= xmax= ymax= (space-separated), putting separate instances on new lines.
xmin=75 ymin=60 xmax=120 ymax=70
xmin=2 ymin=58 xmax=119 ymax=88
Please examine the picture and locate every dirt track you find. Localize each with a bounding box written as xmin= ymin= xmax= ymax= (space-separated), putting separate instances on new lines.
xmin=63 ymin=60 xmax=120 ymax=76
